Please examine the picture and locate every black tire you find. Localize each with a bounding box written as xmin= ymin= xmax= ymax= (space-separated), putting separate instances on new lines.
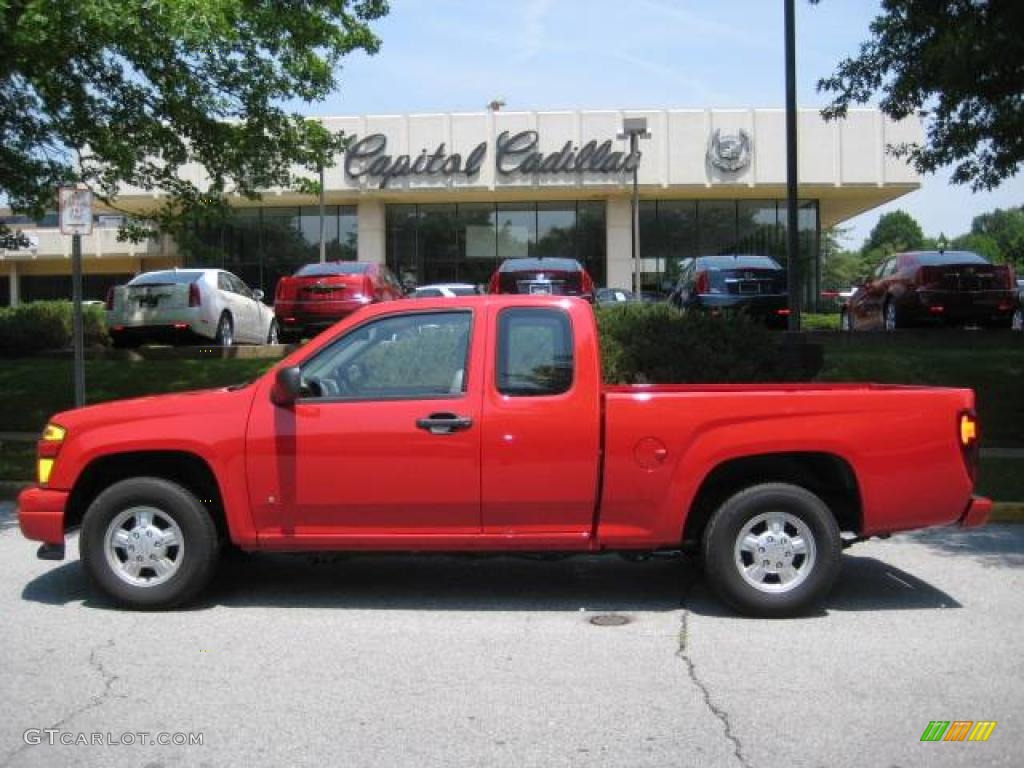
xmin=702 ymin=483 xmax=841 ymax=618
xmin=79 ymin=477 xmax=220 ymax=609
xmin=266 ymin=319 xmax=280 ymax=345
xmin=883 ymin=299 xmax=898 ymax=331
xmin=839 ymin=307 xmax=853 ymax=332
xmin=214 ymin=312 xmax=234 ymax=346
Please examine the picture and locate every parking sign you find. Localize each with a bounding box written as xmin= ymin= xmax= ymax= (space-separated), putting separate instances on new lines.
xmin=58 ymin=186 xmax=94 ymax=235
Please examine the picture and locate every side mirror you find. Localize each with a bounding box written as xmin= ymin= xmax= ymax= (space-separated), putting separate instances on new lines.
xmin=253 ymin=289 xmax=265 ymax=301
xmin=271 ymin=366 xmax=302 ymax=406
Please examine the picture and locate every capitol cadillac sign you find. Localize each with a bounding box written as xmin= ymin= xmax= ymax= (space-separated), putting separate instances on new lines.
xmin=344 ymin=130 xmax=643 ymax=188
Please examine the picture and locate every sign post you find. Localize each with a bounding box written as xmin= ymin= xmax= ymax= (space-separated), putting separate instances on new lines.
xmin=58 ymin=186 xmax=93 ymax=408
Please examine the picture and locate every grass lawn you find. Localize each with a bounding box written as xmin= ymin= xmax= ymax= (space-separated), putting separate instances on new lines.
xmin=0 ymin=358 xmax=274 ymax=433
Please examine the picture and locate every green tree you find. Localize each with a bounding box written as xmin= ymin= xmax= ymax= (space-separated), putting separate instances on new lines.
xmin=951 ymin=232 xmax=1002 ymax=263
xmin=966 ymin=207 xmax=1024 ymax=266
xmin=815 ymin=0 xmax=1024 ymax=191
xmin=863 ymin=210 xmax=925 ymax=254
xmin=0 ymin=0 xmax=388 ymax=242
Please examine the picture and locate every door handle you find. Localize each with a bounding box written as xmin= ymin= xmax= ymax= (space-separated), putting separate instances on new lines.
xmin=416 ymin=412 xmax=473 ymax=435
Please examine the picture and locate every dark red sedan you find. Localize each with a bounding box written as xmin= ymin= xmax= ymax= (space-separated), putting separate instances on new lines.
xmin=487 ymin=257 xmax=596 ymax=301
xmin=274 ymin=261 xmax=404 ymax=341
xmin=841 ymin=250 xmax=1018 ymax=331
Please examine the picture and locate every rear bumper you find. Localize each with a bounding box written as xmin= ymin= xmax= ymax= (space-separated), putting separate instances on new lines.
xmin=276 ymin=300 xmax=370 ymax=335
xmin=909 ymin=290 xmax=1017 ymax=323
xmin=17 ymin=486 xmax=69 ymax=544
xmin=959 ymin=495 xmax=992 ymax=528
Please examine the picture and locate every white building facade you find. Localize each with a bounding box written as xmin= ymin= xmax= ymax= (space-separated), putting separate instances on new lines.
xmin=1 ymin=107 xmax=921 ymax=307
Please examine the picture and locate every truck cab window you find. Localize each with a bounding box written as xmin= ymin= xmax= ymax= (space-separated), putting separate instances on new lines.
xmin=300 ymin=311 xmax=471 ymax=400
xmin=496 ymin=308 xmax=573 ymax=396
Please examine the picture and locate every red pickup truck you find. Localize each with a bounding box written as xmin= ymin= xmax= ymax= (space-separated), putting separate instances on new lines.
xmin=17 ymin=296 xmax=990 ymax=616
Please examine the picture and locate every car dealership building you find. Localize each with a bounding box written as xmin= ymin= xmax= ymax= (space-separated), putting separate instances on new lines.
xmin=0 ymin=107 xmax=921 ymax=307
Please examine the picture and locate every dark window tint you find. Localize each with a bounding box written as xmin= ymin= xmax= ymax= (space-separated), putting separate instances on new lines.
xmin=129 ymin=271 xmax=203 ymax=286
xmin=295 ymin=262 xmax=370 ymax=277
xmin=697 ymin=255 xmax=782 ymax=270
xmin=449 ymin=286 xmax=480 ymax=296
xmin=413 ymin=288 xmax=443 ymax=298
xmin=499 ymin=258 xmax=580 ymax=273
xmin=913 ymin=251 xmax=990 ymax=266
xmin=497 ymin=308 xmax=573 ymax=397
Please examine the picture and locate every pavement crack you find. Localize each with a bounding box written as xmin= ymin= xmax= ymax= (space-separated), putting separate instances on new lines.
xmin=0 ymin=639 xmax=122 ymax=768
xmin=677 ymin=572 xmax=751 ymax=768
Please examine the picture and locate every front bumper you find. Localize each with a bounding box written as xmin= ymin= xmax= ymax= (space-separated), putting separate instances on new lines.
xmin=959 ymin=495 xmax=992 ymax=528
xmin=17 ymin=486 xmax=69 ymax=545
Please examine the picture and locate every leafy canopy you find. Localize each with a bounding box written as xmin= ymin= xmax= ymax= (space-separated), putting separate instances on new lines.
xmin=815 ymin=0 xmax=1024 ymax=191
xmin=0 ymin=0 xmax=388 ymax=239
xmin=864 ymin=210 xmax=925 ymax=254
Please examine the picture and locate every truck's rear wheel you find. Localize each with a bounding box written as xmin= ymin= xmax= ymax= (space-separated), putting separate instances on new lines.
xmin=79 ymin=477 xmax=219 ymax=609
xmin=702 ymin=483 xmax=841 ymax=617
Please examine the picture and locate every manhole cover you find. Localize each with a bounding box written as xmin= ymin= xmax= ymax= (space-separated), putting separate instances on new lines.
xmin=589 ymin=614 xmax=631 ymax=627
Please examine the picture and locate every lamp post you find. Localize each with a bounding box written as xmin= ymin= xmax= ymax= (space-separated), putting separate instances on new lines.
xmin=784 ymin=0 xmax=801 ymax=331
xmin=617 ymin=118 xmax=651 ymax=295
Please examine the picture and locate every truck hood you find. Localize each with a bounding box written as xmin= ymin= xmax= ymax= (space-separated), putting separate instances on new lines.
xmin=47 ymin=384 xmax=256 ymax=434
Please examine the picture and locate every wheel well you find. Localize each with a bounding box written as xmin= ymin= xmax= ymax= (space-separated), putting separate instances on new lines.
xmin=682 ymin=452 xmax=862 ymax=545
xmin=66 ymin=451 xmax=227 ymax=538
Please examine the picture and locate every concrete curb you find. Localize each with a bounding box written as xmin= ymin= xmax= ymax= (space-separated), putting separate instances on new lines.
xmin=990 ymin=503 xmax=1024 ymax=523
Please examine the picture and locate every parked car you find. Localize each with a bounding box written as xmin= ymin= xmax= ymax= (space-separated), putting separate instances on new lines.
xmin=18 ymin=296 xmax=989 ymax=616
xmin=487 ymin=257 xmax=596 ymax=301
xmin=595 ymin=287 xmax=640 ymax=305
xmin=408 ymin=283 xmax=483 ymax=298
xmin=274 ymin=261 xmax=403 ymax=341
xmin=668 ymin=255 xmax=789 ymax=327
xmin=106 ymin=269 xmax=277 ymax=347
xmin=840 ymin=250 xmax=1018 ymax=331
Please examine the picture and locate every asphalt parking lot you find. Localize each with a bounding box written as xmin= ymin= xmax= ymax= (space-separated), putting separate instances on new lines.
xmin=0 ymin=501 xmax=1020 ymax=768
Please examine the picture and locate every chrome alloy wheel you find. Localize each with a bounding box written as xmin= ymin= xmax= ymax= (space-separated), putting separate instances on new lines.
xmin=733 ymin=511 xmax=816 ymax=594
xmin=883 ymin=301 xmax=897 ymax=331
xmin=104 ymin=506 xmax=184 ymax=588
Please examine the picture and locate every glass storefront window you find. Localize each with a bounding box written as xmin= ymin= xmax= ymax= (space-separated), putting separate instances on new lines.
xmin=697 ymin=200 xmax=737 ymax=256
xmin=535 ymin=203 xmax=576 ymax=258
xmin=496 ymin=203 xmax=534 ymax=260
xmin=182 ymin=205 xmax=358 ymax=296
xmin=385 ymin=201 xmax=606 ymax=289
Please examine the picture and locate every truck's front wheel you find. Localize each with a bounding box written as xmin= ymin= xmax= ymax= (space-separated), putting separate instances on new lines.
xmin=702 ymin=483 xmax=841 ymax=617
xmin=79 ymin=477 xmax=220 ymax=609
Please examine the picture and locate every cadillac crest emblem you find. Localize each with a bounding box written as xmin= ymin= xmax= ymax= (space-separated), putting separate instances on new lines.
xmin=707 ymin=129 xmax=752 ymax=172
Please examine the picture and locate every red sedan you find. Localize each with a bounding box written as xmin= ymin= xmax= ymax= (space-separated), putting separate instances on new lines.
xmin=841 ymin=250 xmax=1017 ymax=331
xmin=274 ymin=261 xmax=404 ymax=341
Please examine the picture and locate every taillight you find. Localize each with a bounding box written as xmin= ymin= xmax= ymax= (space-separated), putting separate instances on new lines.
xmin=104 ymin=287 xmax=114 ymax=311
xmin=995 ymin=265 xmax=1015 ymax=289
xmin=37 ymin=423 xmax=66 ymax=486
xmin=188 ymin=283 xmax=201 ymax=307
xmin=488 ymin=272 xmax=500 ymax=294
xmin=694 ymin=271 xmax=710 ymax=294
xmin=364 ymin=276 xmax=375 ymax=301
xmin=958 ymin=410 xmax=980 ymax=482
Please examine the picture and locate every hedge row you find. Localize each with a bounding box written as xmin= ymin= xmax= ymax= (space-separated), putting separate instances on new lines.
xmin=595 ymin=303 xmax=803 ymax=383
xmin=0 ymin=301 xmax=110 ymax=357
xmin=0 ymin=300 xmax=810 ymax=384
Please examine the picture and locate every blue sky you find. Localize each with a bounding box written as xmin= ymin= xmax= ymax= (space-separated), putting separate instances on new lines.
xmin=300 ymin=0 xmax=1023 ymax=249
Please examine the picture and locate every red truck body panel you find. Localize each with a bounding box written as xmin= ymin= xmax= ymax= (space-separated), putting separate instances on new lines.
xmin=17 ymin=296 xmax=988 ymax=555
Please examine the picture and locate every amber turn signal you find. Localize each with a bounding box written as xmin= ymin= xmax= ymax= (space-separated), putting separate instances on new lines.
xmin=959 ymin=413 xmax=978 ymax=447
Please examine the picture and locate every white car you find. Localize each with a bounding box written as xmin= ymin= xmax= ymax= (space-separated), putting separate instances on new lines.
xmin=408 ymin=283 xmax=483 ymax=298
xmin=106 ymin=269 xmax=278 ymax=346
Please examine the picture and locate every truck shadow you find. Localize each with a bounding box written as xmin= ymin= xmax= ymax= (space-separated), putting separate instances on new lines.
xmin=22 ymin=550 xmax=961 ymax=615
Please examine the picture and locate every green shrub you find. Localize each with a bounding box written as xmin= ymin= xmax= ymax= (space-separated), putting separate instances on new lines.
xmin=802 ymin=313 xmax=841 ymax=331
xmin=595 ymin=303 xmax=800 ymax=384
xmin=0 ymin=301 xmax=110 ymax=356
